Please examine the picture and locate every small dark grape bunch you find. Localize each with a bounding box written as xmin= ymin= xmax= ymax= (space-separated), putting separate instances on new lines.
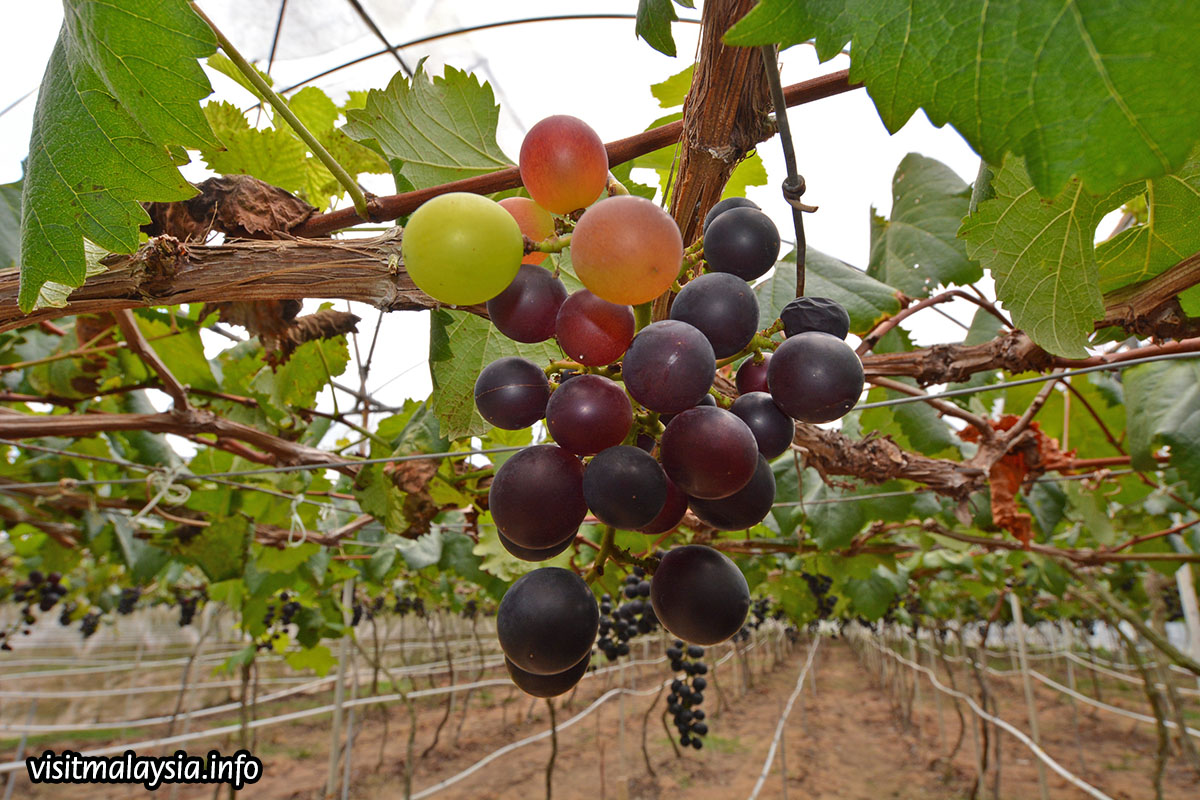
xmin=116 ymin=586 xmax=141 ymax=615
xmin=800 ymin=571 xmax=836 ymax=620
xmin=175 ymin=586 xmax=207 ymax=627
xmin=747 ymin=597 xmax=771 ymax=630
xmin=392 ymin=595 xmax=426 ymax=618
xmin=257 ymin=591 xmax=302 ymax=651
xmin=595 ymin=568 xmax=658 ymax=662
xmin=665 ymin=640 xmax=709 ymax=750
xmin=461 ymin=599 xmax=478 ymax=620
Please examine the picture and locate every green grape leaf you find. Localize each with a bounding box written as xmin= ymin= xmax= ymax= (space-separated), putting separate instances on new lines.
xmin=1097 ymin=150 xmax=1200 ymax=293
xmin=428 ymin=309 xmax=563 ymax=440
xmin=178 ymin=517 xmax=250 ymax=583
xmin=754 ymin=248 xmax=901 ymax=334
xmin=651 ymin=64 xmax=694 ymax=108
xmin=960 ymin=156 xmax=1134 ymax=357
xmin=206 ymin=52 xmax=271 ymax=99
xmin=0 ymin=180 xmax=20 ymax=270
xmin=725 ymin=0 xmax=1200 ymax=197
xmin=201 ymin=102 xmax=310 ymax=196
xmin=636 ymin=0 xmax=683 ymax=57
xmin=285 ymin=644 xmax=337 ymax=676
xmin=343 ymin=62 xmax=512 ymax=191
xmin=842 ymin=566 xmax=904 ymax=620
xmin=868 ymin=154 xmax=980 ymax=296
xmin=397 ymin=530 xmax=444 ymax=571
xmin=254 ymin=541 xmax=319 ymax=573
xmin=439 ymin=530 xmax=508 ymax=600
xmin=1124 ymin=359 xmax=1200 ymax=494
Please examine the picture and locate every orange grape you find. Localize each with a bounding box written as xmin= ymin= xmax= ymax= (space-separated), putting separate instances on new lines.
xmin=498 ymin=196 xmax=555 ymax=265
xmin=519 ymin=115 xmax=608 ymax=215
xmin=570 ymin=196 xmax=683 ymax=305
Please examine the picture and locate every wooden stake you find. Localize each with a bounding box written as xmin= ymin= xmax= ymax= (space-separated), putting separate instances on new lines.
xmin=1010 ymin=593 xmax=1050 ymax=800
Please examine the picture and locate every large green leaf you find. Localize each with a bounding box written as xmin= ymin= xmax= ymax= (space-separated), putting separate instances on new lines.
xmin=201 ymin=102 xmax=310 ymax=197
xmin=0 ymin=180 xmax=20 ymax=270
xmin=868 ymin=154 xmax=980 ymax=296
xmin=343 ymin=62 xmax=512 ymax=191
xmin=1096 ymin=151 xmax=1200 ymax=293
xmin=960 ymin=156 xmax=1134 ymax=357
xmin=1124 ymin=359 xmax=1200 ymax=493
xmin=754 ymin=248 xmax=901 ymax=334
xmin=726 ymin=0 xmax=1200 ymax=198
xmin=428 ymin=309 xmax=563 ymax=439
xmin=19 ymin=1 xmax=216 ymax=311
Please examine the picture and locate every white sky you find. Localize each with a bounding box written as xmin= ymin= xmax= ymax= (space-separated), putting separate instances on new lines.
xmin=0 ymin=1 xmax=992 ymax=419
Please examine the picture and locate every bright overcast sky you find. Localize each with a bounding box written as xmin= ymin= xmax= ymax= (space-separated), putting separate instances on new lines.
xmin=1 ymin=1 xmax=984 ymax=412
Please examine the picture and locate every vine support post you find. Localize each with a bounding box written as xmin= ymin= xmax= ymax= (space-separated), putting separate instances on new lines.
xmin=1064 ymin=645 xmax=1087 ymax=775
xmin=2 ymin=699 xmax=37 ymax=800
xmin=326 ymin=577 xmax=355 ymax=799
xmin=1176 ymin=563 xmax=1200 ymax=692
xmin=1009 ymin=593 xmax=1049 ymax=800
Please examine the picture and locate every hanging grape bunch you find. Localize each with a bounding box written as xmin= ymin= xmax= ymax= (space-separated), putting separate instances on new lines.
xmin=666 ymin=641 xmax=710 ymax=750
xmin=595 ymin=568 xmax=659 ymax=662
xmin=400 ymin=114 xmax=863 ymax=698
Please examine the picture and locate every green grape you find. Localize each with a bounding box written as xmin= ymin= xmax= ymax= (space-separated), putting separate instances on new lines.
xmin=401 ymin=192 xmax=523 ymax=306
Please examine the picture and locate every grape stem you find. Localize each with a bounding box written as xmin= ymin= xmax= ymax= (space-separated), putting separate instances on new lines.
xmin=526 ymin=233 xmax=572 ymax=255
xmin=608 ymin=545 xmax=659 ymax=575
xmin=583 ymin=526 xmax=617 ymax=583
xmin=190 ymin=4 xmax=370 ymax=220
xmin=714 ymin=321 xmax=785 ymax=368
xmin=543 ymin=359 xmax=585 ymax=376
xmin=633 ymin=303 xmax=652 ymax=332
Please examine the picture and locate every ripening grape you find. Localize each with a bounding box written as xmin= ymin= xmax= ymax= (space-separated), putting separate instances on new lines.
xmin=659 ymin=406 xmax=758 ymax=499
xmin=669 ymin=272 xmax=760 ymax=358
xmin=473 ymin=357 xmax=551 ymax=430
xmin=555 ymin=290 xmax=635 ymax=366
xmin=498 ymin=531 xmax=575 ymax=562
xmin=638 ymin=476 xmax=688 ymax=534
xmin=622 ymin=321 xmax=715 ymax=414
xmin=489 ymin=445 xmax=587 ymax=550
xmin=780 ymin=296 xmax=851 ymax=340
xmin=583 ymin=446 xmax=668 ymax=530
xmin=506 ymin=653 xmax=590 ymax=697
xmin=519 ymin=115 xmax=609 ymax=214
xmin=544 ymin=374 xmax=632 ymax=456
xmin=487 ymin=264 xmax=567 ymax=343
xmin=735 ymin=353 xmax=771 ymax=395
xmin=688 ymin=455 xmax=776 ymax=530
xmin=570 ymin=196 xmax=684 ymax=305
xmin=703 ymin=196 xmax=759 ymax=233
xmin=498 ymin=196 xmax=556 ymax=265
xmin=650 ymin=545 xmax=750 ymax=645
xmin=498 ymin=567 xmax=599 ymax=674
xmin=703 ymin=206 xmax=780 ymax=282
xmin=401 ymin=192 xmax=523 ymax=305
xmin=729 ymin=391 xmax=795 ymax=459
xmin=768 ymin=331 xmax=864 ymax=423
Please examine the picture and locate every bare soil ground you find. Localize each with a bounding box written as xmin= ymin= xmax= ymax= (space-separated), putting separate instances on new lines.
xmin=5 ymin=637 xmax=1199 ymax=799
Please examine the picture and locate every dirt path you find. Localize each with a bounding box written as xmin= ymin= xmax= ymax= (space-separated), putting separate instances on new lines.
xmin=9 ymin=636 xmax=1199 ymax=799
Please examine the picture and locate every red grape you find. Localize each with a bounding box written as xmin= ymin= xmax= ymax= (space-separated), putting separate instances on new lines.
xmin=555 ymin=290 xmax=635 ymax=366
xmin=622 ymin=321 xmax=715 ymax=414
xmin=669 ymin=272 xmax=760 ymax=358
xmin=545 ymin=374 xmax=632 ymax=456
xmin=768 ymin=331 xmax=864 ymax=423
xmin=659 ymin=406 xmax=758 ymax=499
xmin=498 ymin=567 xmax=598 ymax=674
xmin=498 ymin=196 xmax=555 ymax=265
xmin=729 ymin=391 xmax=795 ymax=459
xmin=637 ymin=476 xmax=688 ymax=534
xmin=489 ymin=445 xmax=587 ymax=550
xmin=519 ymin=115 xmax=608 ymax=214
xmin=583 ymin=445 xmax=668 ymax=530
xmin=487 ymin=264 xmax=567 ymax=343
xmin=650 ymin=545 xmax=750 ymax=645
xmin=570 ymin=196 xmax=683 ymax=305
xmin=473 ymin=357 xmax=550 ymax=430
xmin=688 ymin=455 xmax=776 ymax=530
xmin=735 ymin=353 xmax=771 ymax=395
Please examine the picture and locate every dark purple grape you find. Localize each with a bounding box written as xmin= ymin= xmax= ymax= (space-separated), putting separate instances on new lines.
xmin=489 ymin=445 xmax=587 ymax=550
xmin=637 ymin=476 xmax=688 ymax=534
xmin=703 ymin=207 xmax=780 ymax=282
xmin=735 ymin=353 xmax=771 ymax=395
xmin=659 ymin=393 xmax=715 ymax=427
xmin=498 ymin=530 xmax=575 ymax=562
xmin=650 ymin=545 xmax=749 ymax=645
xmin=703 ymin=196 xmax=759 ymax=233
xmin=621 ymin=321 xmax=715 ymax=414
xmin=555 ymin=290 xmax=635 ymax=366
xmin=688 ymin=455 xmax=775 ymax=530
xmin=505 ymin=653 xmax=590 ymax=697
xmin=768 ymin=331 xmax=864 ymax=423
xmin=780 ymin=296 xmax=851 ymax=340
xmin=583 ymin=446 xmax=667 ymax=530
xmin=669 ymin=272 xmax=759 ymax=358
xmin=545 ymin=374 xmax=632 ymax=456
xmin=729 ymin=392 xmax=795 ymax=459
xmin=660 ymin=407 xmax=758 ymax=499
xmin=498 ymin=567 xmax=599 ymax=675
xmin=487 ymin=264 xmax=568 ymax=343
xmin=473 ymin=357 xmax=550 ymax=430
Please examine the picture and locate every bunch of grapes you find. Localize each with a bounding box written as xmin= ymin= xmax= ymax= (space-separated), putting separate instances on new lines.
xmin=665 ymin=640 xmax=709 ymax=750
xmin=8 ymin=571 xmax=69 ymax=639
xmin=116 ymin=586 xmax=141 ymax=615
xmin=408 ymin=113 xmax=864 ymax=696
xmin=393 ymin=595 xmax=426 ymax=618
xmin=801 ymin=572 xmax=836 ymax=620
xmin=595 ymin=568 xmax=659 ymax=661
xmin=258 ymin=591 xmax=302 ymax=651
xmin=175 ymin=587 xmax=206 ymax=627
